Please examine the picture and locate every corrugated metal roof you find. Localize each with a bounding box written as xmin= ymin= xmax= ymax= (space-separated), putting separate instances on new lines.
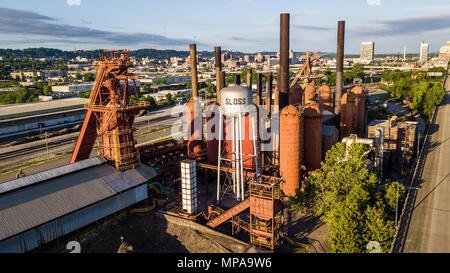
xmin=102 ymin=169 xmax=146 ymax=193
xmin=135 ymin=164 xmax=157 ymax=180
xmin=0 ymin=157 xmax=106 ymax=195
xmin=0 ymin=161 xmax=156 ymax=241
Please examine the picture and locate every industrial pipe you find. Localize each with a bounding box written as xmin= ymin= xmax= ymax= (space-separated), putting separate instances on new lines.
xmin=266 ymin=72 xmax=273 ymax=117
xmin=221 ymin=70 xmax=226 ymax=89
xmin=215 ymin=46 xmax=222 ymax=102
xmin=256 ymin=72 xmax=262 ymax=107
xmin=235 ymin=74 xmax=241 ymax=85
xmin=335 ymin=21 xmax=345 ymax=116
xmin=279 ymin=13 xmax=290 ymax=109
xmin=189 ymin=44 xmax=198 ymax=98
xmin=246 ymin=68 xmax=252 ymax=90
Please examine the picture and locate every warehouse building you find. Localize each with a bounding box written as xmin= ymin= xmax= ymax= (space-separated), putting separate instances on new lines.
xmin=0 ymin=157 xmax=156 ymax=253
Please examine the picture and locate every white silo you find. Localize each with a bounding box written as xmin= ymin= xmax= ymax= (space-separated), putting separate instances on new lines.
xmin=217 ymin=86 xmax=259 ymax=202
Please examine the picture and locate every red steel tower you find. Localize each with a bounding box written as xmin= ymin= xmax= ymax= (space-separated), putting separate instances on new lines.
xmin=70 ymin=50 xmax=150 ymax=170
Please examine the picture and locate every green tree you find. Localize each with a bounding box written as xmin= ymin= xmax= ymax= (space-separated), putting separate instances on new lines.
xmin=293 ymin=142 xmax=404 ymax=253
xmin=141 ymin=84 xmax=149 ymax=93
xmin=205 ymin=83 xmax=216 ymax=98
xmin=83 ymin=73 xmax=95 ymax=82
xmin=43 ymin=84 xmax=52 ymax=96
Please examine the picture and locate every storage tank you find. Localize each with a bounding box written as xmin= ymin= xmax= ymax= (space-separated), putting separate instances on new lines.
xmin=186 ymin=100 xmax=203 ymax=156
xmin=218 ymin=86 xmax=257 ymax=200
xmin=280 ymin=105 xmax=301 ymax=197
xmin=318 ymin=85 xmax=333 ymax=110
xmin=302 ymin=103 xmax=322 ymax=173
xmin=340 ymin=92 xmax=359 ymax=139
xmin=350 ymin=86 xmax=368 ymax=137
xmin=304 ymin=84 xmax=316 ymax=104
xmin=289 ymin=84 xmax=303 ymax=105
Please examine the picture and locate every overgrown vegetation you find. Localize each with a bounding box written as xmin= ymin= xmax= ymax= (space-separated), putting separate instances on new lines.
xmin=320 ymin=63 xmax=366 ymax=87
xmin=0 ymin=81 xmax=52 ymax=105
xmin=381 ymin=68 xmax=446 ymax=117
xmin=292 ymin=142 xmax=405 ymax=253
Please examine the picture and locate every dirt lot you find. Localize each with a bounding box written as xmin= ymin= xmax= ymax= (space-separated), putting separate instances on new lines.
xmin=75 ymin=211 xmax=261 ymax=253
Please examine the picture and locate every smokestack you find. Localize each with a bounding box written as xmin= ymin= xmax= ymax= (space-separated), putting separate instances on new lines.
xmin=235 ymin=74 xmax=241 ymax=85
xmin=335 ymin=20 xmax=345 ymax=116
xmin=266 ymin=72 xmax=273 ymax=117
xmin=246 ymin=68 xmax=252 ymax=90
xmin=256 ymin=72 xmax=262 ymax=106
xmin=274 ymin=67 xmax=280 ymax=107
xmin=279 ymin=13 xmax=290 ymax=110
xmin=215 ymin=46 xmax=222 ymax=101
xmin=189 ymin=44 xmax=198 ymax=99
xmin=220 ymin=70 xmax=226 ymax=89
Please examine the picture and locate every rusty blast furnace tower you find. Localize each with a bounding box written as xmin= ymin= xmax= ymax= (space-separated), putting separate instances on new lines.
xmin=70 ymin=50 xmax=149 ymax=170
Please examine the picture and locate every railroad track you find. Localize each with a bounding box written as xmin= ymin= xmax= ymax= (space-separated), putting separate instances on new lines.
xmin=0 ymin=115 xmax=181 ymax=162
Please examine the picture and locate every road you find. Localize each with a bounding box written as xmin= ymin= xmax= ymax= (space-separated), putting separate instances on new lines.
xmin=400 ymin=77 xmax=450 ymax=252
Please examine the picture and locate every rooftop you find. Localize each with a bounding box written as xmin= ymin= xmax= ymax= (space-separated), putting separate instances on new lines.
xmin=0 ymin=97 xmax=89 ymax=121
xmin=0 ymin=157 xmax=156 ymax=241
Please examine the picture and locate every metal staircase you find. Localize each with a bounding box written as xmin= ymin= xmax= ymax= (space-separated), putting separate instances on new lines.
xmin=207 ymin=199 xmax=250 ymax=228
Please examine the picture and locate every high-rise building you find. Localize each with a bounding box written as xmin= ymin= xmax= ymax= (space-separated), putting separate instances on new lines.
xmin=438 ymin=41 xmax=450 ymax=61
xmin=419 ymin=41 xmax=429 ymax=63
xmin=360 ymin=42 xmax=374 ymax=64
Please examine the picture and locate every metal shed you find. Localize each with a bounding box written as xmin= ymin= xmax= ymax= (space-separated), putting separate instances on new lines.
xmin=0 ymin=157 xmax=156 ymax=253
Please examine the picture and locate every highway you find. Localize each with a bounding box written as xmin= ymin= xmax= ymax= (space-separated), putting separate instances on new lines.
xmin=396 ymin=76 xmax=450 ymax=252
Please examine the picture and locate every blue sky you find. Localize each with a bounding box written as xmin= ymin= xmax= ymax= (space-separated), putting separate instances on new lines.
xmin=0 ymin=0 xmax=449 ymax=54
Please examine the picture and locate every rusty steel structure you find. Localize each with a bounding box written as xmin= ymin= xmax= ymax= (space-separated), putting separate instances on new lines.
xmin=279 ymin=105 xmax=302 ymax=196
xmin=318 ymin=85 xmax=333 ymax=111
xmin=302 ymin=103 xmax=322 ymax=173
xmin=289 ymin=84 xmax=303 ymax=105
xmin=290 ymin=51 xmax=322 ymax=88
xmin=350 ymin=86 xmax=368 ymax=137
xmin=70 ymin=50 xmax=149 ymax=170
xmin=340 ymin=92 xmax=359 ymax=139
xmin=304 ymin=84 xmax=316 ymax=104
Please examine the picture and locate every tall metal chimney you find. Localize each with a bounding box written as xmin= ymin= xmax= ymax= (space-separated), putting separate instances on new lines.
xmin=266 ymin=71 xmax=273 ymax=117
xmin=335 ymin=21 xmax=345 ymax=116
xmin=220 ymin=71 xmax=226 ymax=89
xmin=246 ymin=68 xmax=253 ymax=89
xmin=274 ymin=67 xmax=280 ymax=107
xmin=279 ymin=13 xmax=290 ymax=110
xmin=235 ymin=74 xmax=241 ymax=85
xmin=189 ymin=44 xmax=198 ymax=98
xmin=215 ymin=46 xmax=222 ymax=101
xmin=256 ymin=72 xmax=262 ymax=106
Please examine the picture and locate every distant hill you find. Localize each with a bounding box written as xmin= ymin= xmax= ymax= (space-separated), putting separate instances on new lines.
xmin=0 ymin=47 xmax=412 ymax=60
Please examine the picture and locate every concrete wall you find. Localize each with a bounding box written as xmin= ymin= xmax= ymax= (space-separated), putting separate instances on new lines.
xmin=0 ymin=185 xmax=147 ymax=253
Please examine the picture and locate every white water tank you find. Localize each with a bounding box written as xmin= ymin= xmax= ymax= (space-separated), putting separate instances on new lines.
xmin=219 ymin=86 xmax=252 ymax=117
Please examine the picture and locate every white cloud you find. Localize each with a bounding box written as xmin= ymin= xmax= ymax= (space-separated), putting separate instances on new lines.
xmin=366 ymin=0 xmax=381 ymax=6
xmin=66 ymin=0 xmax=81 ymax=6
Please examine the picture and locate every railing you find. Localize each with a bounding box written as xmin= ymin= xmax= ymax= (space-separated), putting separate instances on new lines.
xmin=85 ymin=102 xmax=150 ymax=111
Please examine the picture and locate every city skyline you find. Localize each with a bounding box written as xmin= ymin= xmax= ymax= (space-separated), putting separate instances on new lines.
xmin=0 ymin=0 xmax=449 ymax=54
